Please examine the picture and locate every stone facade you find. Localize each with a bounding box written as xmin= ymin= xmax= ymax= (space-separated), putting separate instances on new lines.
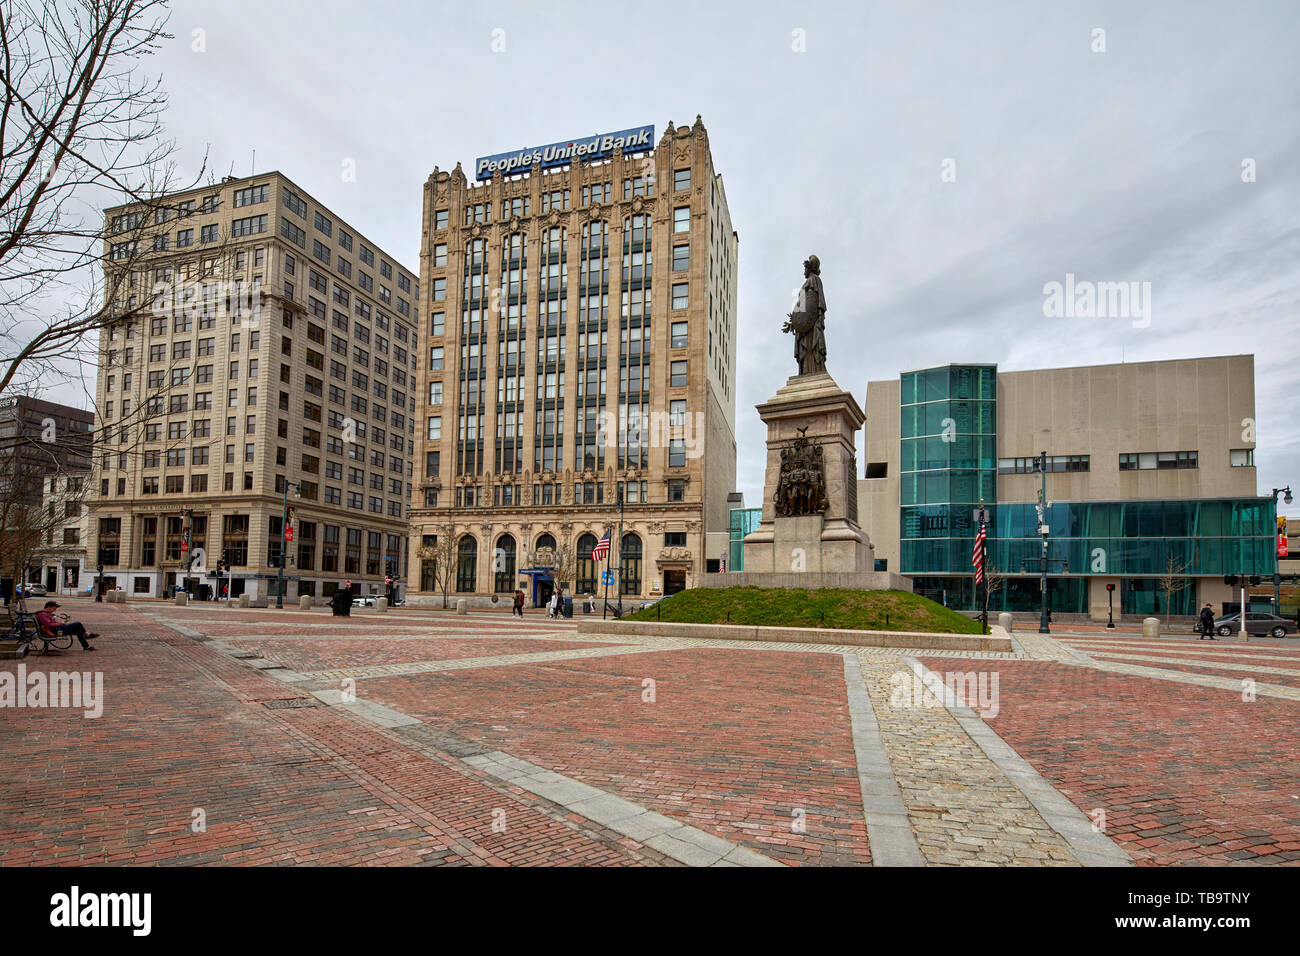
xmin=407 ymin=117 xmax=739 ymax=606
xmin=742 ymin=372 xmax=876 ymax=580
xmin=91 ymin=172 xmax=417 ymax=600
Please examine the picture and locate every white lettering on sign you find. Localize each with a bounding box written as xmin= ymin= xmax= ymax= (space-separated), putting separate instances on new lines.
xmin=476 ymin=126 xmax=655 ymax=180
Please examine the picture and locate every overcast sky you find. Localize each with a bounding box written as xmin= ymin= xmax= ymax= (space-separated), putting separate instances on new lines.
xmin=128 ymin=0 xmax=1300 ymax=514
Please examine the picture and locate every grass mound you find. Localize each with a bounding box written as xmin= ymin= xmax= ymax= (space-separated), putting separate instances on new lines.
xmin=623 ymin=587 xmax=982 ymax=634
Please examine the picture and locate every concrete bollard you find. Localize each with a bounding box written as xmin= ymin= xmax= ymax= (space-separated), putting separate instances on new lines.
xmin=376 ymin=597 xmax=388 ymax=612
xmin=1142 ymin=616 xmax=1160 ymax=639
xmin=998 ymin=612 xmax=1014 ymax=634
xmin=299 ymin=595 xmax=311 ymax=610
xmin=174 ymin=592 xmax=188 ymax=606
xmin=456 ymin=598 xmax=467 ymax=615
xmin=239 ymin=593 xmax=251 ymax=608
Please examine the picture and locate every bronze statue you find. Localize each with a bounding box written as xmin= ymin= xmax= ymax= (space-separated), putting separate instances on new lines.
xmin=774 ymin=430 xmax=828 ymax=517
xmin=782 ymin=254 xmax=827 ymax=376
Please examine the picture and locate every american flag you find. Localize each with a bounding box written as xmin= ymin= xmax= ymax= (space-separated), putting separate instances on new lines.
xmin=592 ymin=529 xmax=611 ymax=562
xmin=972 ymin=522 xmax=986 ymax=585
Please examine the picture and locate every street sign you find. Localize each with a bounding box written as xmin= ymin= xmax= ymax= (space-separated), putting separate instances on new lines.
xmin=602 ymin=570 xmax=616 ymax=586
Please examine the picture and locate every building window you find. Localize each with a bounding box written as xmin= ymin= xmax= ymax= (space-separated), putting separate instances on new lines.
xmin=667 ymin=480 xmax=686 ymax=502
xmin=456 ymin=536 xmax=477 ymax=592
xmin=674 ymin=168 xmax=691 ymax=192
xmin=670 ymin=360 xmax=687 ymax=387
xmin=671 ymin=321 xmax=688 ymax=348
xmin=1229 ymin=448 xmax=1254 ymax=467
xmin=671 ymin=283 xmax=688 ymax=310
xmin=427 ymin=416 xmax=441 ymax=440
xmin=429 ymin=346 xmax=444 ymax=371
xmin=433 ymin=243 xmax=447 ymax=267
xmin=620 ymin=533 xmax=642 ymax=595
xmin=672 ymin=206 xmax=689 ymax=233
xmin=434 ymin=210 xmax=448 ymax=230
xmin=575 ymin=533 xmax=598 ymax=594
xmin=672 ymin=244 xmax=689 ymax=272
xmin=494 ymin=535 xmax=516 ymax=593
xmin=200 ymin=224 xmax=218 ymax=243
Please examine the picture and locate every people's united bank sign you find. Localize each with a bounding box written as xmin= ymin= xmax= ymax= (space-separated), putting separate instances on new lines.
xmin=475 ymin=125 xmax=654 ymax=181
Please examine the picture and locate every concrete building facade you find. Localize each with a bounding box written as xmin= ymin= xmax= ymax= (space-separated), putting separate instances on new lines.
xmin=858 ymin=355 xmax=1276 ymax=620
xmin=408 ymin=117 xmax=739 ymax=607
xmin=91 ymin=172 xmax=418 ymax=600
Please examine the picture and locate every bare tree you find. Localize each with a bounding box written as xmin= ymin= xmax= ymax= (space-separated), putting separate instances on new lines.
xmin=1157 ymin=552 xmax=1193 ymax=622
xmin=414 ymin=520 xmax=457 ymax=610
xmin=981 ymin=561 xmax=1007 ymax=632
xmin=0 ymin=435 xmax=88 ymax=607
xmin=0 ymin=0 xmax=208 ymax=395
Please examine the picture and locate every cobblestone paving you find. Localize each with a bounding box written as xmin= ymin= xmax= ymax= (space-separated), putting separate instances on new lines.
xmin=917 ymin=657 xmax=1300 ymax=866
xmin=854 ymin=655 xmax=1080 ymax=866
xmin=6 ymin=599 xmax=1298 ymax=866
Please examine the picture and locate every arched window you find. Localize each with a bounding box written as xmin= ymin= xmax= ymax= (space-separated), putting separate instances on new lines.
xmin=620 ymin=533 xmax=642 ymax=596
xmin=576 ymin=533 xmax=598 ymax=594
xmin=456 ymin=536 xmax=477 ymax=592
xmin=536 ymin=532 xmax=556 ymax=555
xmin=494 ymin=534 xmax=516 ymax=593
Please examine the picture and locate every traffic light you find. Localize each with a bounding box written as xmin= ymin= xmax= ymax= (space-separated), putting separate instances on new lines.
xmin=1105 ymin=583 xmax=1115 ymax=592
xmin=385 ymin=558 xmax=395 ymax=578
xmin=1224 ymin=575 xmax=1239 ymax=586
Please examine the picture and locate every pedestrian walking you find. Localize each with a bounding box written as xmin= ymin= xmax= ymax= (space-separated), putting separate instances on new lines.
xmin=586 ymin=592 xmax=596 ymax=614
xmin=513 ymin=589 xmax=524 ymax=618
xmin=548 ymin=589 xmax=560 ymax=619
xmin=1199 ymin=602 xmax=1217 ymax=640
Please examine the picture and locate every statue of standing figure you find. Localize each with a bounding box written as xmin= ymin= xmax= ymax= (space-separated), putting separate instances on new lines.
xmin=782 ymin=254 xmax=827 ymax=376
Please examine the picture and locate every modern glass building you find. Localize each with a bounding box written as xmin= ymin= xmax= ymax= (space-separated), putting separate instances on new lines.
xmin=861 ymin=356 xmax=1275 ymax=618
xmin=727 ymin=506 xmax=761 ymax=571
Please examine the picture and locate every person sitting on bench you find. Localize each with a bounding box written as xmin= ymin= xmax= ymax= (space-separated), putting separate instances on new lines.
xmin=34 ymin=601 xmax=98 ymax=651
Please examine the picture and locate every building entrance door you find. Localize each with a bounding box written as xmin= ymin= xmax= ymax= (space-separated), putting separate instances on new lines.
xmin=664 ymin=570 xmax=687 ymax=595
xmin=536 ymin=578 xmax=554 ymax=609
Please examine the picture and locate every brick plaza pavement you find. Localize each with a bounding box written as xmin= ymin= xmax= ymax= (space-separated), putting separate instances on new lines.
xmin=2 ymin=598 xmax=1297 ymax=866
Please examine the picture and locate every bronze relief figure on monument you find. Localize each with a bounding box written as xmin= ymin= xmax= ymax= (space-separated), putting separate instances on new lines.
xmin=775 ymin=428 xmax=828 ymax=517
xmin=782 ymin=254 xmax=827 ymax=376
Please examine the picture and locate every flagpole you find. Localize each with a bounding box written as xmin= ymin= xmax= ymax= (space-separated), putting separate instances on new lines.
xmin=600 ymin=524 xmax=612 ymax=620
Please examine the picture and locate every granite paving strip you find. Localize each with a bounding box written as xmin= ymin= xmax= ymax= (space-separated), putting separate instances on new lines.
xmin=1066 ymin=640 xmax=1300 ymax=664
xmin=903 ymin=657 xmax=1133 ymax=867
xmin=460 ymin=751 xmax=782 ymax=867
xmin=1069 ymin=649 xmax=1300 ymax=681
xmin=1075 ymin=658 xmax=1300 ymax=700
xmin=852 ymin=653 xmax=1083 ymax=865
xmin=841 ymin=654 xmax=923 ymax=866
xmin=303 ymin=643 xmax=664 ymax=681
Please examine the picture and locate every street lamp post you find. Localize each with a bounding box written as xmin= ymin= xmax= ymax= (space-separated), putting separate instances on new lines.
xmin=1106 ymin=582 xmax=1116 ymax=629
xmin=1271 ymin=486 xmax=1292 ymax=614
xmin=275 ymin=481 xmax=300 ymax=609
xmin=615 ymin=488 xmax=625 ymax=619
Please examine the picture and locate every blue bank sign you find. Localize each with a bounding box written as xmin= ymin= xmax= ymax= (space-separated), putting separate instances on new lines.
xmin=475 ymin=125 xmax=655 ymax=181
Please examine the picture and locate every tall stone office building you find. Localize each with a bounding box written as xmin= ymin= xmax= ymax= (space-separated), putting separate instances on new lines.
xmin=90 ymin=173 xmax=418 ymax=600
xmin=409 ymin=117 xmax=739 ymax=607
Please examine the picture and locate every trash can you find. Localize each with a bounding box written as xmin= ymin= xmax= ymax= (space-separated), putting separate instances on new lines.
xmin=562 ymin=597 xmax=573 ymax=619
xmin=330 ymin=589 xmax=352 ymax=617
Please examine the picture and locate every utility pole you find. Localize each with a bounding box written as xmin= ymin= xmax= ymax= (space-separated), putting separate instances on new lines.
xmin=275 ymin=481 xmax=299 ymax=609
xmin=1036 ymin=451 xmax=1050 ymax=634
xmin=1271 ymin=487 xmax=1292 ymax=614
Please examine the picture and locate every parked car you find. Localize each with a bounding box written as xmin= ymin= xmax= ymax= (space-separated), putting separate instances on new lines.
xmin=18 ymin=584 xmax=47 ymax=597
xmin=1195 ymin=612 xmax=1296 ymax=639
xmin=351 ymin=595 xmax=376 ymax=608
